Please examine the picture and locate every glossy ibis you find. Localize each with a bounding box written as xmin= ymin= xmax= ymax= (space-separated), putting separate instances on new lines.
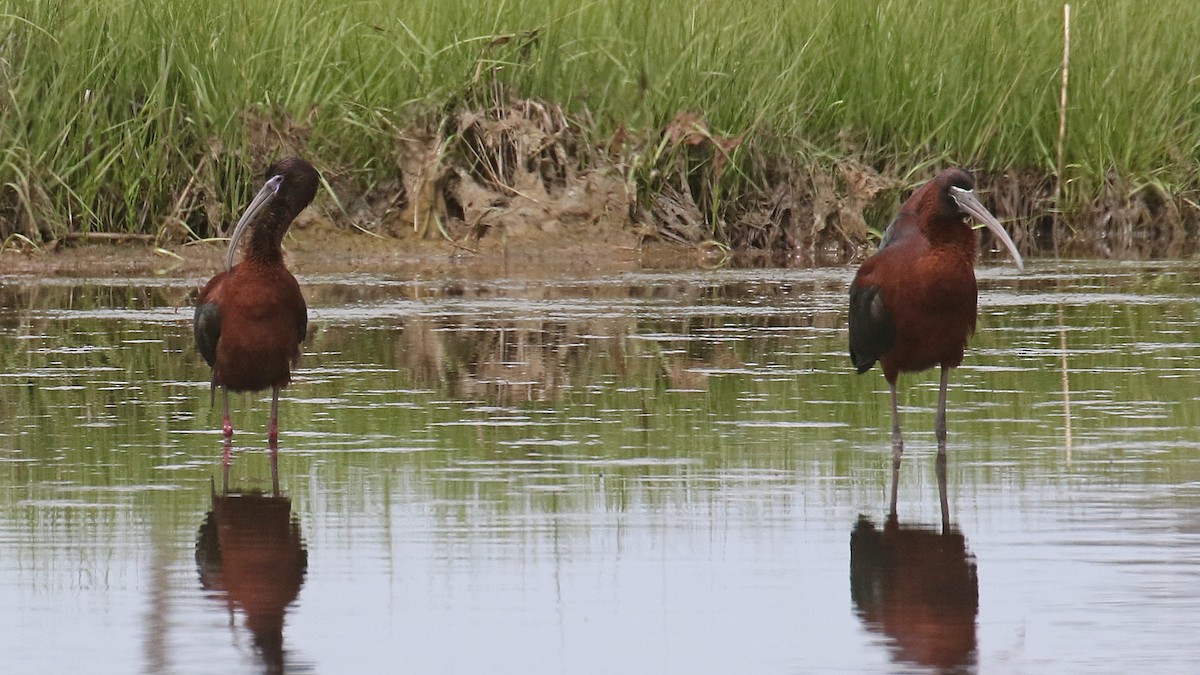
xmin=848 ymin=167 xmax=1023 ymax=511
xmin=194 ymin=157 xmax=318 ymax=442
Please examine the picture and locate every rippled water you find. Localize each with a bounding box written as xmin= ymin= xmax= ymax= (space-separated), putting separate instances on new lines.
xmin=1 ymin=261 xmax=1199 ymax=673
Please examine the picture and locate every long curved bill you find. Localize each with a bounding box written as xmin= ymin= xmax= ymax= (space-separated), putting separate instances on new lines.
xmin=224 ymin=175 xmax=284 ymax=272
xmin=949 ymin=186 xmax=1025 ymax=272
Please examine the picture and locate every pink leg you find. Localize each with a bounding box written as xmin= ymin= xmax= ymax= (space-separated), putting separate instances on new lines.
xmin=268 ymin=386 xmax=280 ymax=442
xmin=269 ymin=434 xmax=280 ymax=497
xmin=222 ymin=388 xmax=233 ymax=438
xmin=221 ymin=435 xmax=232 ymax=494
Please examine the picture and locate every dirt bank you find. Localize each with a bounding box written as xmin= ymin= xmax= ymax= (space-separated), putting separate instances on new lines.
xmin=0 ymin=213 xmax=722 ymax=279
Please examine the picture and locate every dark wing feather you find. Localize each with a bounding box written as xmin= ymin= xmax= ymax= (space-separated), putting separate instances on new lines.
xmin=848 ymin=281 xmax=894 ymax=374
xmin=295 ymin=295 xmax=308 ymax=346
xmin=194 ymin=302 xmax=221 ymax=368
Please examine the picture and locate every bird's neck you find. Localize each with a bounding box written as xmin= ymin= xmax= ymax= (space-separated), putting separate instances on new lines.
xmin=244 ymin=226 xmax=286 ymax=266
xmin=923 ymin=217 xmax=979 ymax=260
xmin=242 ymin=201 xmax=294 ymax=266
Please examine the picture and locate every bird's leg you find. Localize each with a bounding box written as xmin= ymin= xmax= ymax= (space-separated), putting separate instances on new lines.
xmin=269 ymin=434 xmax=280 ymax=497
xmin=936 ymin=367 xmax=951 ymax=532
xmin=889 ymin=378 xmax=904 ymax=518
xmin=936 ymin=366 xmax=950 ymax=456
xmin=268 ymin=386 xmax=281 ymax=495
xmin=222 ymin=388 xmax=233 ymax=439
xmin=268 ymin=385 xmax=280 ymax=442
xmin=221 ymin=434 xmax=232 ymax=495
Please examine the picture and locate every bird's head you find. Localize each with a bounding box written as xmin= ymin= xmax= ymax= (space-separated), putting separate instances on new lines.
xmin=225 ymin=157 xmax=321 ymax=271
xmin=941 ymin=168 xmax=1024 ymax=272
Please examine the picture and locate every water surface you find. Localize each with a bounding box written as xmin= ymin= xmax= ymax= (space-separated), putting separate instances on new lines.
xmin=1 ymin=261 xmax=1199 ymax=673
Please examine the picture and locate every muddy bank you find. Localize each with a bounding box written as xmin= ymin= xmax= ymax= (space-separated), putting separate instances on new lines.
xmin=0 ymin=217 xmax=718 ymax=279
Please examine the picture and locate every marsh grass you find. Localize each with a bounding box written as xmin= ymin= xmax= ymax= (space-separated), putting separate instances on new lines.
xmin=2 ymin=0 xmax=1198 ymax=251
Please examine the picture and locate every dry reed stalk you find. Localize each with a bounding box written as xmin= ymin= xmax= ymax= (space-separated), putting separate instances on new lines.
xmin=1054 ymin=4 xmax=1071 ymax=255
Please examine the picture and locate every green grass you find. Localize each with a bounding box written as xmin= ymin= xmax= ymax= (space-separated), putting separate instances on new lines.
xmin=2 ymin=0 xmax=1199 ymax=244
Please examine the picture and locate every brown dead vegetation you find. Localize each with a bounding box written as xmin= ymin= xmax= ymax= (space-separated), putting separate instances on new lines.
xmin=308 ymin=98 xmax=1200 ymax=263
xmin=333 ymin=93 xmax=637 ymax=258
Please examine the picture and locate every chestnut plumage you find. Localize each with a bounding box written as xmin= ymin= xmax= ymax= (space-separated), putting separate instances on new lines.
xmin=194 ymin=157 xmax=319 ymax=440
xmin=848 ymin=167 xmax=1022 ymax=512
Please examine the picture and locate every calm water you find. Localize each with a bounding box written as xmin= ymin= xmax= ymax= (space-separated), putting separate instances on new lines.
xmin=1 ymin=260 xmax=1199 ymax=674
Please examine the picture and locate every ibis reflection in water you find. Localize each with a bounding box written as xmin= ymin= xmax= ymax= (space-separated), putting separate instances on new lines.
xmin=194 ymin=157 xmax=319 ymax=446
xmin=849 ymin=167 xmax=1023 ymax=514
xmin=196 ymin=472 xmax=308 ymax=674
xmin=850 ymin=462 xmax=979 ymax=672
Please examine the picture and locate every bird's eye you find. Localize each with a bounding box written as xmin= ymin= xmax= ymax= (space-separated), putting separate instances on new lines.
xmin=947 ymin=186 xmax=972 ymax=205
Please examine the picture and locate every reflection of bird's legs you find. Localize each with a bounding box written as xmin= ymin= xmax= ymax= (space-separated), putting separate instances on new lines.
xmin=222 ymin=388 xmax=233 ymax=438
xmin=936 ymin=366 xmax=950 ymax=455
xmin=889 ymin=378 xmax=903 ymax=518
xmin=936 ymin=452 xmax=950 ymax=533
xmin=268 ymin=386 xmax=280 ymax=442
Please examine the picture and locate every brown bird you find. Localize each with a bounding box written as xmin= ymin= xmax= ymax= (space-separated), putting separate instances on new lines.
xmin=194 ymin=157 xmax=319 ymax=441
xmin=848 ymin=167 xmax=1023 ymax=511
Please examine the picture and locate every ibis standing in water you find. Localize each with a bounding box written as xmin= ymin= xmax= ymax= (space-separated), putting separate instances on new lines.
xmin=848 ymin=167 xmax=1023 ymax=511
xmin=194 ymin=157 xmax=319 ymax=443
